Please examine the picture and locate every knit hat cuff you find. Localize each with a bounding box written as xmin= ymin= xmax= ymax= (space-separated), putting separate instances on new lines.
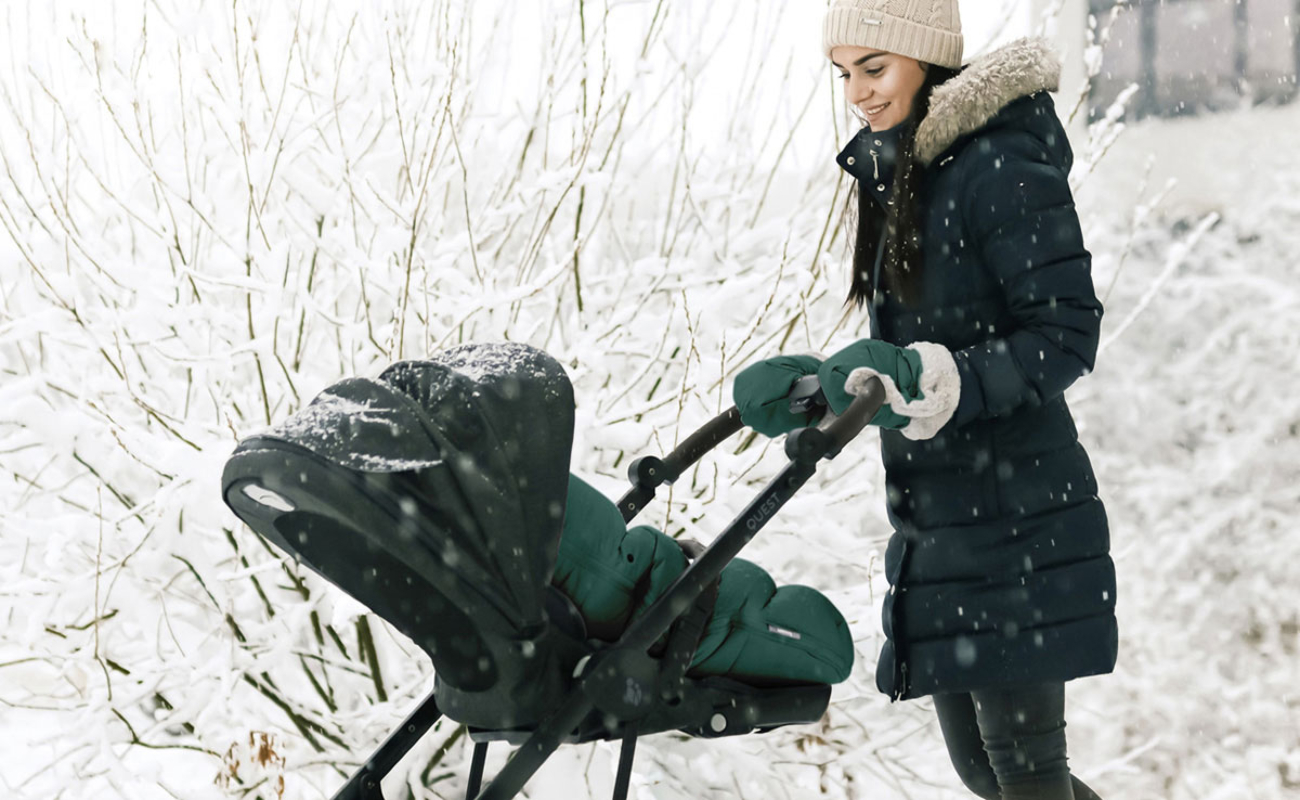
xmin=823 ymin=7 xmax=964 ymax=69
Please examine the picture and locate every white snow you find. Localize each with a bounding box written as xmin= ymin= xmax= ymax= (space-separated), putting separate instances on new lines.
xmin=437 ymin=341 xmax=559 ymax=385
xmin=2 ymin=1 xmax=1297 ymax=799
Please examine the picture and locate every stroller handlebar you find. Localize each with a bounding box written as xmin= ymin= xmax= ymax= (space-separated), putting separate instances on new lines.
xmin=785 ymin=375 xmax=884 ymax=463
xmin=619 ymin=407 xmax=743 ymax=522
xmin=786 ymin=373 xmax=827 ymax=415
xmin=663 ymin=406 xmax=744 ymax=477
xmin=618 ymin=376 xmax=883 ymax=522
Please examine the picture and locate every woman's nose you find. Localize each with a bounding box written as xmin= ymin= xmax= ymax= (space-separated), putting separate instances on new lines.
xmin=847 ymin=76 xmax=871 ymax=105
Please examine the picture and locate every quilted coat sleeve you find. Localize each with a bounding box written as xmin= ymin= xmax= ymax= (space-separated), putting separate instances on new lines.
xmin=948 ymin=129 xmax=1103 ymax=428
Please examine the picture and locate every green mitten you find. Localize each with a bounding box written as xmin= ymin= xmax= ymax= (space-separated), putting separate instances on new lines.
xmin=816 ymin=339 xmax=962 ymax=440
xmin=732 ymin=354 xmax=824 ymax=438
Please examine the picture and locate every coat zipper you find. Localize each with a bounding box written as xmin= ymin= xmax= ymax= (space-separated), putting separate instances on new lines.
xmin=890 ymin=537 xmax=912 ymax=701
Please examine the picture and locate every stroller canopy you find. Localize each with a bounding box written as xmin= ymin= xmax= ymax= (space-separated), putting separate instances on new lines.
xmin=239 ymin=342 xmax=575 ymax=642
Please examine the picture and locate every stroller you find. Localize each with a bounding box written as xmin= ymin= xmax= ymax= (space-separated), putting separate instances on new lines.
xmin=220 ymin=342 xmax=882 ymax=800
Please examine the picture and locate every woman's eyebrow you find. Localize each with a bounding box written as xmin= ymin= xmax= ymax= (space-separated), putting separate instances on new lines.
xmin=831 ymin=53 xmax=886 ymax=69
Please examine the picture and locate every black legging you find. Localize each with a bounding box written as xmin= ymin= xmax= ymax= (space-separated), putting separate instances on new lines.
xmin=932 ymin=681 xmax=1102 ymax=799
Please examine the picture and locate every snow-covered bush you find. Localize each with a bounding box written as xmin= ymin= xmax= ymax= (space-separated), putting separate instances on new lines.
xmin=2 ymin=1 xmax=1295 ymax=798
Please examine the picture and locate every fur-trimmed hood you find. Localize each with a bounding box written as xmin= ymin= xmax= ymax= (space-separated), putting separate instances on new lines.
xmin=914 ymin=36 xmax=1062 ymax=165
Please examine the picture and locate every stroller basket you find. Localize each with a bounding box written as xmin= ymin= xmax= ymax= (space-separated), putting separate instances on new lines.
xmin=221 ymin=342 xmax=882 ymax=800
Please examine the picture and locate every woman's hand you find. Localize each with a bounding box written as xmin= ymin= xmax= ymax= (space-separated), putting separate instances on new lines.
xmin=732 ymin=354 xmax=825 ymax=437
xmin=817 ymin=339 xmax=961 ymax=440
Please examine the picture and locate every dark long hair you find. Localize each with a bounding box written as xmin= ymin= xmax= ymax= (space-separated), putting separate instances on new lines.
xmin=844 ymin=64 xmax=961 ymax=310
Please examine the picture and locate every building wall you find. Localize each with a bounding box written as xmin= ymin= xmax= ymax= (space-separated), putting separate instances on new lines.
xmin=1088 ymin=0 xmax=1298 ymax=118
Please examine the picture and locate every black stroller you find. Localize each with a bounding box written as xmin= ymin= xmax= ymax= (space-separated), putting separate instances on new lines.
xmin=220 ymin=342 xmax=882 ymax=800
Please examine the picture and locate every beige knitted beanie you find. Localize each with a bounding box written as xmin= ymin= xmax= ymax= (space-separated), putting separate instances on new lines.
xmin=823 ymin=0 xmax=964 ymax=69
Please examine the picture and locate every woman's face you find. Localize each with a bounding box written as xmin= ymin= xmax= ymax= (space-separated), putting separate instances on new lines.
xmin=830 ymin=45 xmax=929 ymax=131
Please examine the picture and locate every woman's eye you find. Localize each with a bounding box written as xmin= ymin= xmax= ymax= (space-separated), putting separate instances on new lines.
xmin=866 ymin=67 xmax=883 ymax=76
xmin=838 ymin=73 xmax=849 ymax=80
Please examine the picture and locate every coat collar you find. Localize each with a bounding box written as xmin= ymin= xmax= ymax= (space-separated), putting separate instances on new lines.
xmin=915 ymin=36 xmax=1061 ymax=165
xmin=833 ymin=37 xmax=1062 ymax=180
xmin=836 ymin=123 xmax=904 ymax=205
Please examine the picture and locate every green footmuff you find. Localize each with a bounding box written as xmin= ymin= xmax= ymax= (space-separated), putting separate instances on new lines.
xmin=550 ymin=474 xmax=687 ymax=641
xmin=552 ymin=474 xmax=853 ymax=685
xmin=688 ymin=558 xmax=853 ymax=685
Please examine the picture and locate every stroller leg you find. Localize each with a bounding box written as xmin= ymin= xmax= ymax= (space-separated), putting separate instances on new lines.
xmin=611 ymin=725 xmax=637 ymax=800
xmin=472 ymin=690 xmax=595 ymax=799
xmin=328 ymin=690 xmax=443 ymax=800
xmin=465 ymin=742 xmax=489 ymax=800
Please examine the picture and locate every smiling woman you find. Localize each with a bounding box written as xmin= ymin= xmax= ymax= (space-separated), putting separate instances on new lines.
xmin=730 ymin=0 xmax=1116 ymax=798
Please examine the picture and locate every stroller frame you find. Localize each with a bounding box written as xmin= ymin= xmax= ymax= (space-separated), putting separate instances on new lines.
xmin=299 ymin=378 xmax=884 ymax=800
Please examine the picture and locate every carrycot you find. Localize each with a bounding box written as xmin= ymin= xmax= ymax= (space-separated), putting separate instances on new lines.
xmin=220 ymin=342 xmax=881 ymax=799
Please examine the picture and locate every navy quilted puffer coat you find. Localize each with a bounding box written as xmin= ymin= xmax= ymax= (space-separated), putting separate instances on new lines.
xmin=835 ymin=38 xmax=1118 ymax=701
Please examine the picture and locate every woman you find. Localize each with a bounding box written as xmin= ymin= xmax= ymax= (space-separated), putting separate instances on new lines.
xmin=732 ymin=1 xmax=1116 ymax=798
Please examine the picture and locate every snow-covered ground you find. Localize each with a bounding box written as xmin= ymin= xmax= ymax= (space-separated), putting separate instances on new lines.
xmin=1060 ymin=98 xmax=1300 ymax=799
xmin=2 ymin=2 xmax=1298 ymax=799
